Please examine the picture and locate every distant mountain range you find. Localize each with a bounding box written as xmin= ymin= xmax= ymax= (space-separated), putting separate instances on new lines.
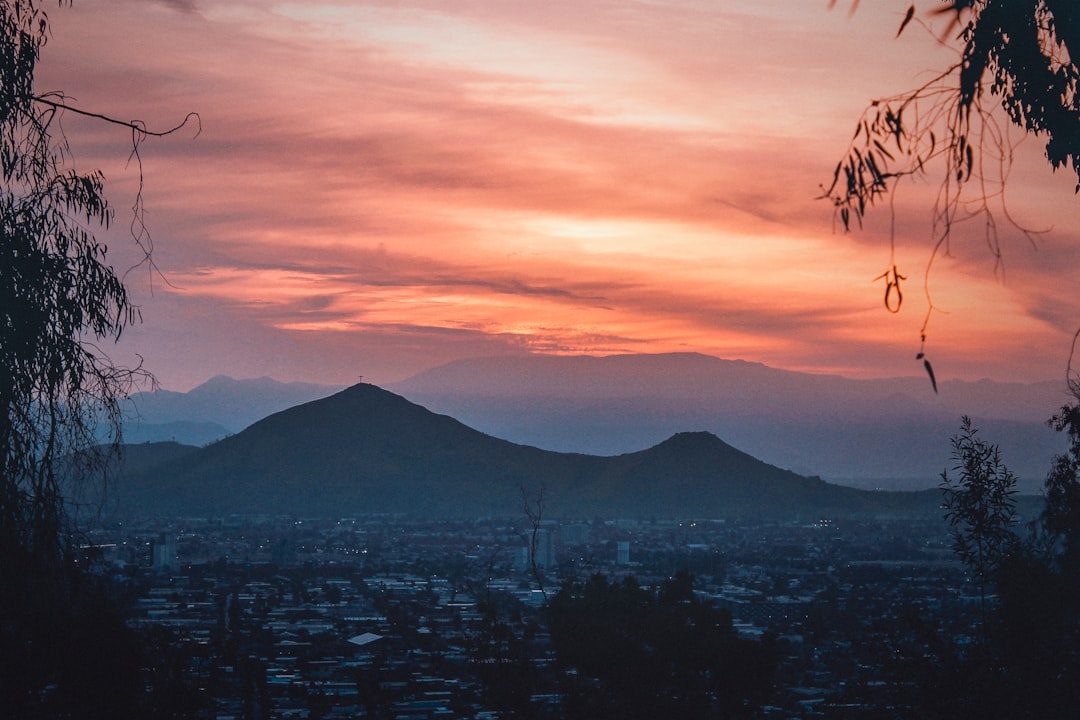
xmin=388 ymin=353 xmax=1070 ymax=492
xmin=124 ymin=353 xmax=1071 ymax=492
xmin=115 ymin=384 xmax=941 ymax=520
xmin=120 ymin=375 xmax=343 ymax=446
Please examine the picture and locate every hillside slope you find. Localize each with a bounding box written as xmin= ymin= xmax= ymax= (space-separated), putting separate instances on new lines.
xmin=118 ymin=384 xmax=939 ymax=520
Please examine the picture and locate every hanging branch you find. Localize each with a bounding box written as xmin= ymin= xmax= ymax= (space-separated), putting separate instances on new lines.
xmin=31 ymin=93 xmax=201 ymax=139
xmin=31 ymin=93 xmax=201 ymax=286
xmin=822 ymin=1 xmax=1069 ymax=389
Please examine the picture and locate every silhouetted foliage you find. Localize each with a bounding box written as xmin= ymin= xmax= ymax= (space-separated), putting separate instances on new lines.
xmin=914 ymin=414 xmax=1080 ymax=718
xmin=1 ymin=0 xmax=135 ymax=576
xmin=1040 ymin=401 xmax=1080 ymax=564
xmin=0 ymin=564 xmax=209 ymax=719
xmin=546 ymin=571 xmax=776 ymax=720
xmin=824 ymin=1 xmax=1080 ymax=379
xmin=940 ymin=415 xmax=1018 ymax=627
xmin=469 ymin=587 xmax=539 ymax=717
xmin=0 ymin=2 xmax=197 ymax=715
xmin=826 ymin=1 xmax=1079 ymax=228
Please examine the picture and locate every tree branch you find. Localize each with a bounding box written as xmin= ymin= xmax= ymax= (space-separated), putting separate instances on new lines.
xmin=31 ymin=93 xmax=201 ymax=138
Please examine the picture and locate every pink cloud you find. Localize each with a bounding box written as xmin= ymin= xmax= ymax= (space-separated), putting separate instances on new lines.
xmin=29 ymin=0 xmax=1080 ymax=389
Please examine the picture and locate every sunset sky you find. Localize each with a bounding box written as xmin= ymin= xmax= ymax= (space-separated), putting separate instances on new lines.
xmin=39 ymin=0 xmax=1080 ymax=391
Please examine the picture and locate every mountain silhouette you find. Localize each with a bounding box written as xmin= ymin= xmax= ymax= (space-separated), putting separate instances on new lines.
xmin=123 ymin=355 xmax=1067 ymax=492
xmin=389 ymin=352 xmax=1067 ymax=491
xmin=117 ymin=383 xmax=939 ymax=520
xmin=124 ymin=375 xmax=343 ymax=444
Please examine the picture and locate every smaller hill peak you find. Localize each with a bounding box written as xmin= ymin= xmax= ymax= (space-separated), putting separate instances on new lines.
xmin=651 ymin=431 xmax=737 ymax=452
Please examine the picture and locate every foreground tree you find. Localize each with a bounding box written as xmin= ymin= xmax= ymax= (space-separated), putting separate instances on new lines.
xmin=940 ymin=415 xmax=1018 ymax=630
xmin=0 ymin=0 xmax=134 ymax=574
xmin=1039 ymin=401 xmax=1080 ymax=566
xmin=0 ymin=2 xmax=198 ymax=715
xmin=547 ymin=571 xmax=776 ymax=720
xmin=915 ymin=416 xmax=1080 ymax=718
xmin=0 ymin=0 xmax=197 ymax=570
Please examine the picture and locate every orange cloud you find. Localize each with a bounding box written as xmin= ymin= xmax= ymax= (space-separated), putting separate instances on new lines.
xmin=31 ymin=0 xmax=1080 ymax=390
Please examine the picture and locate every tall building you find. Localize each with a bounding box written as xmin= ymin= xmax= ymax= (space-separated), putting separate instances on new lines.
xmin=616 ymin=540 xmax=630 ymax=565
xmin=152 ymin=532 xmax=178 ymax=571
xmin=524 ymin=528 xmax=555 ymax=569
xmin=561 ymin=523 xmax=590 ymax=545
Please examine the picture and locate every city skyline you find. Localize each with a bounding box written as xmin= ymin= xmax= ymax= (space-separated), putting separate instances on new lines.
xmin=40 ymin=0 xmax=1080 ymax=390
